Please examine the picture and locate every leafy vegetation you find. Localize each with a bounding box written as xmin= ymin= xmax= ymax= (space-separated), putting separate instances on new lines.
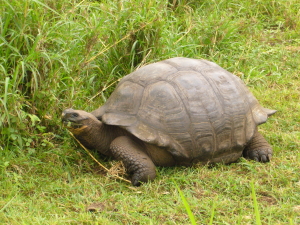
xmin=1 ymin=0 xmax=299 ymax=224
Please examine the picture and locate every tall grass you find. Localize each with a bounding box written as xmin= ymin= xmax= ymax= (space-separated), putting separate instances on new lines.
xmin=1 ymin=0 xmax=299 ymax=152
xmin=0 ymin=0 xmax=299 ymax=224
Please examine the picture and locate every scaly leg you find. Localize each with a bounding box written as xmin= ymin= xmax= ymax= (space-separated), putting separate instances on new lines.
xmin=243 ymin=129 xmax=273 ymax=162
xmin=110 ymin=136 xmax=156 ymax=186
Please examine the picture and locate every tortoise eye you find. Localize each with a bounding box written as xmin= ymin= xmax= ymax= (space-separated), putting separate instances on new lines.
xmin=72 ymin=113 xmax=79 ymax=117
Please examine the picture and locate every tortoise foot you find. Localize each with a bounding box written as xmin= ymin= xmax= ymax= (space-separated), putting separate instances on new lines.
xmin=243 ymin=148 xmax=272 ymax=162
xmin=110 ymin=136 xmax=156 ymax=186
xmin=243 ymin=129 xmax=273 ymax=163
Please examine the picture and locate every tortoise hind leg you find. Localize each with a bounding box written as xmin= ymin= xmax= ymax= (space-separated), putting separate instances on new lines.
xmin=110 ymin=136 xmax=156 ymax=186
xmin=243 ymin=129 xmax=273 ymax=162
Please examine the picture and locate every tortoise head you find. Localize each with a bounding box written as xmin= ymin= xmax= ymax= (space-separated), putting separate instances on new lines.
xmin=62 ymin=108 xmax=100 ymax=136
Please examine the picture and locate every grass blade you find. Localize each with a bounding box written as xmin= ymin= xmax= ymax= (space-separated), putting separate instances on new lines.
xmin=251 ymin=180 xmax=262 ymax=225
xmin=209 ymin=199 xmax=216 ymax=225
xmin=175 ymin=182 xmax=197 ymax=225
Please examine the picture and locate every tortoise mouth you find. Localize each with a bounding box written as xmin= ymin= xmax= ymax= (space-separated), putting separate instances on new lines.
xmin=62 ymin=117 xmax=89 ymax=129
xmin=62 ymin=120 xmax=84 ymax=129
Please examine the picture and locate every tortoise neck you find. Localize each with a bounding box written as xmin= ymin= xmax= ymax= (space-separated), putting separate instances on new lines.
xmin=96 ymin=123 xmax=119 ymax=156
xmin=75 ymin=121 xmax=127 ymax=157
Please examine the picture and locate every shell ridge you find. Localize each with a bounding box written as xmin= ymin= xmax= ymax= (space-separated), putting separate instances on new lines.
xmin=117 ymin=63 xmax=189 ymax=158
xmin=229 ymin=74 xmax=254 ymax=144
xmin=164 ymin=58 xmax=224 ymax=158
xmin=206 ymin=72 xmax=235 ymax=156
xmin=205 ymin=68 xmax=250 ymax=153
xmin=229 ymin=73 xmax=276 ymax=141
xmin=195 ymin=69 xmax=225 ymax=157
xmin=136 ymin=79 xmax=189 ymax=158
xmin=166 ymin=74 xmax=198 ymax=159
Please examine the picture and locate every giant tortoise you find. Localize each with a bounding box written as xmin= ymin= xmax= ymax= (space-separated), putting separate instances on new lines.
xmin=62 ymin=57 xmax=276 ymax=186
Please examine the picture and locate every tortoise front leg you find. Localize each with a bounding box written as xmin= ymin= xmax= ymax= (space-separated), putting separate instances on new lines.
xmin=243 ymin=129 xmax=273 ymax=162
xmin=110 ymin=136 xmax=156 ymax=186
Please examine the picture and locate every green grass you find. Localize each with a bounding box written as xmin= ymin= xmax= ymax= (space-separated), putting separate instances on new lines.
xmin=1 ymin=0 xmax=300 ymax=224
xmin=251 ymin=180 xmax=262 ymax=225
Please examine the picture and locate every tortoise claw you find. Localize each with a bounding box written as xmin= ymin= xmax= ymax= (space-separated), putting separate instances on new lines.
xmin=244 ymin=148 xmax=272 ymax=163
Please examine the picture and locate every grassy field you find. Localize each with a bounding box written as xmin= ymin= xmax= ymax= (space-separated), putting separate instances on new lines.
xmin=0 ymin=0 xmax=299 ymax=224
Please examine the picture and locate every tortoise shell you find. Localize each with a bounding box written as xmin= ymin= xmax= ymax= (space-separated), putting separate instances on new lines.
xmin=93 ymin=57 xmax=275 ymax=162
